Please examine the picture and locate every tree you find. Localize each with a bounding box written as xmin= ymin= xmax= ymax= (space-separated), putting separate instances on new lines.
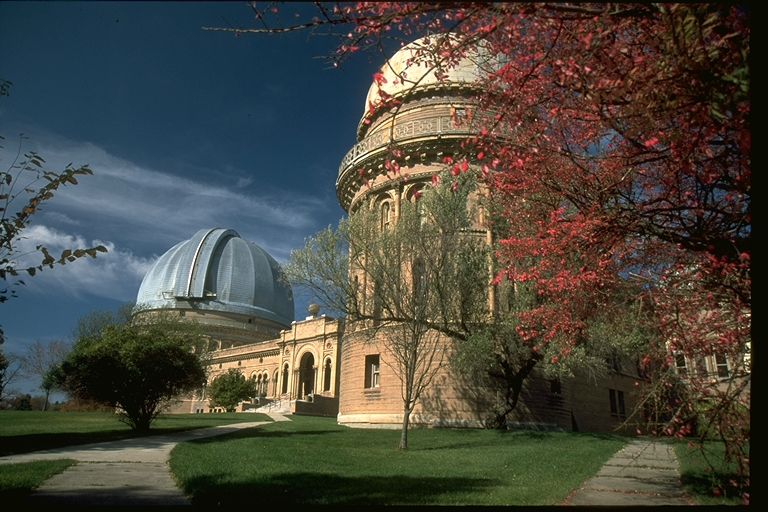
xmin=21 ymin=339 xmax=71 ymax=411
xmin=290 ymin=172 xmax=490 ymax=448
xmin=0 ymin=349 xmax=22 ymax=401
xmin=58 ymin=312 xmax=208 ymax=432
xmin=220 ymin=2 xmax=750 ymax=498
xmin=207 ymin=368 xmax=257 ymax=412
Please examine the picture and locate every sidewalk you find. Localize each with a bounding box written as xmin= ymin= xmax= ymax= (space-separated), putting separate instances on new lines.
xmin=2 ymin=412 xmax=290 ymax=506
xmin=4 ymin=420 xmax=692 ymax=507
xmin=563 ymin=438 xmax=693 ymax=506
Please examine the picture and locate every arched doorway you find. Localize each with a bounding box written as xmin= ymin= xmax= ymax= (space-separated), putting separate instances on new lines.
xmin=299 ymin=352 xmax=315 ymax=399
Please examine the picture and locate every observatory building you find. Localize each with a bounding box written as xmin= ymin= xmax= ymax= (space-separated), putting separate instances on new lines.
xmin=136 ymin=37 xmax=638 ymax=432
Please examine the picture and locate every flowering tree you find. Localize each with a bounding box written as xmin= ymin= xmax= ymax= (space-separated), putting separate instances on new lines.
xmin=214 ymin=2 xmax=750 ymax=498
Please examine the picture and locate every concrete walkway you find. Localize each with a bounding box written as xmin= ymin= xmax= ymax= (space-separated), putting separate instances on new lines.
xmin=4 ymin=420 xmax=693 ymax=507
xmin=563 ymin=438 xmax=693 ymax=506
xmin=2 ymin=412 xmax=290 ymax=507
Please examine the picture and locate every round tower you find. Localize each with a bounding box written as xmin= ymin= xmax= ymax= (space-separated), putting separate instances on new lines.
xmin=336 ymin=36 xmax=493 ymax=428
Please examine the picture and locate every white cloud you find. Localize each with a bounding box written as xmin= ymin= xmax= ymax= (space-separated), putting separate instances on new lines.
xmin=21 ymin=135 xmax=329 ymax=258
xmin=2 ymin=133 xmax=344 ymax=304
xmin=51 ymin=141 xmax=316 ymax=225
xmin=13 ymin=224 xmax=154 ymax=302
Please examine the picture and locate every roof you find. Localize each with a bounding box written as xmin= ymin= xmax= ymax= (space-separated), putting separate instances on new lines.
xmin=136 ymin=228 xmax=294 ymax=327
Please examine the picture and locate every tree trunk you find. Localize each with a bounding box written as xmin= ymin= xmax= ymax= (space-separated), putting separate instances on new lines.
xmin=491 ymin=354 xmax=541 ymax=428
xmin=42 ymin=388 xmax=50 ymax=411
xmin=399 ymin=405 xmax=411 ymax=450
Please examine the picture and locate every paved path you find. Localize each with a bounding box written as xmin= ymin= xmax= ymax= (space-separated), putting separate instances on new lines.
xmin=563 ymin=438 xmax=693 ymax=506
xmin=4 ymin=420 xmax=693 ymax=507
xmin=2 ymin=412 xmax=290 ymax=507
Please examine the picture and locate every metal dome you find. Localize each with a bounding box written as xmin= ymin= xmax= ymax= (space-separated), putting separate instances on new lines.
xmin=136 ymin=228 xmax=294 ymax=327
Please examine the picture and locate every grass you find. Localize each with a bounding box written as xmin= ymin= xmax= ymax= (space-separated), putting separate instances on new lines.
xmin=0 ymin=459 xmax=76 ymax=501
xmin=0 ymin=410 xmax=270 ymax=456
xmin=674 ymin=440 xmax=749 ymax=505
xmin=170 ymin=415 xmax=627 ymax=506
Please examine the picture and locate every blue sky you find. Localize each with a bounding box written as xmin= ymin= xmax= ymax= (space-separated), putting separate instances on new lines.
xmin=1 ymin=2 xmax=383 ymax=395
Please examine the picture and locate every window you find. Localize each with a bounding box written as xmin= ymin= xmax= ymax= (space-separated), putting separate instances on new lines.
xmin=255 ymin=374 xmax=263 ymax=396
xmin=451 ymin=106 xmax=468 ymax=127
xmin=549 ymin=378 xmax=562 ymax=395
xmin=380 ymin=201 xmax=392 ymax=231
xmin=323 ymin=358 xmax=332 ymax=392
xmin=272 ymin=370 xmax=279 ymax=396
xmin=715 ymin=353 xmax=730 ymax=378
xmin=281 ymin=363 xmax=289 ymax=394
xmin=407 ymin=186 xmax=426 ymax=226
xmin=609 ymin=389 xmax=626 ymax=419
xmin=364 ymin=354 xmax=380 ymax=389
xmin=674 ymin=353 xmax=688 ymax=377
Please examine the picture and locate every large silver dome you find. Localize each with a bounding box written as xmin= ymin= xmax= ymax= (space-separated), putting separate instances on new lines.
xmin=136 ymin=228 xmax=294 ymax=327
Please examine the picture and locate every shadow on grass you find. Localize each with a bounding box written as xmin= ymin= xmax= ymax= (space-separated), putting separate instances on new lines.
xmin=0 ymin=426 xmax=243 ymax=457
xmin=415 ymin=429 xmax=624 ymax=451
xmin=185 ymin=428 xmax=342 ymax=445
xmin=186 ymin=471 xmax=498 ymax=506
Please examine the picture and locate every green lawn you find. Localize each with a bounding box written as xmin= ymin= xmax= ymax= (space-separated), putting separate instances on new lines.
xmin=170 ymin=415 xmax=627 ymax=506
xmin=0 ymin=459 xmax=76 ymax=501
xmin=0 ymin=410 xmax=270 ymax=456
xmin=674 ymin=440 xmax=749 ymax=505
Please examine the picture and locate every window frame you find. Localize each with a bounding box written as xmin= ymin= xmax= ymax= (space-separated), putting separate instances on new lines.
xmin=364 ymin=354 xmax=381 ymax=389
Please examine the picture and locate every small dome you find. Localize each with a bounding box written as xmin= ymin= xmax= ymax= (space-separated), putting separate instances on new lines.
xmin=363 ymin=35 xmax=490 ymax=117
xmin=136 ymin=228 xmax=294 ymax=327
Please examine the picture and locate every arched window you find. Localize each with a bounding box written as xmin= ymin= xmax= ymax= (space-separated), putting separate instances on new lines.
xmin=323 ymin=358 xmax=332 ymax=392
xmin=380 ymin=201 xmax=392 ymax=231
xmin=407 ymin=186 xmax=426 ymax=226
xmin=272 ymin=369 xmax=279 ymax=396
xmin=281 ymin=363 xmax=289 ymax=394
xmin=262 ymin=372 xmax=269 ymax=396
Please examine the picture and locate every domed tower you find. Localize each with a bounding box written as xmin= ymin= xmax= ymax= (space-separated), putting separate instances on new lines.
xmin=337 ymin=35 xmax=490 ymax=213
xmin=136 ymin=228 xmax=294 ymax=347
xmin=336 ymin=36 xmax=494 ymax=428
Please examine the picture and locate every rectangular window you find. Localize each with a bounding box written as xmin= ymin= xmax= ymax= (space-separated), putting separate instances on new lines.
xmin=609 ymin=389 xmax=626 ymax=419
xmin=451 ymin=106 xmax=468 ymax=126
xmin=550 ymin=378 xmax=562 ymax=395
xmin=715 ymin=353 xmax=730 ymax=378
xmin=364 ymin=354 xmax=380 ymax=389
xmin=675 ymin=353 xmax=688 ymax=376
